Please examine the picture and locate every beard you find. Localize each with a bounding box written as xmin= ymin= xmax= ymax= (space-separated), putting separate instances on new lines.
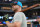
xmin=12 ymin=8 xmax=18 ymax=12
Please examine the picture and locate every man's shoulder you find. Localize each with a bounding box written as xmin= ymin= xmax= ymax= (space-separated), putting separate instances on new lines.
xmin=16 ymin=12 xmax=24 ymax=15
xmin=14 ymin=12 xmax=25 ymax=16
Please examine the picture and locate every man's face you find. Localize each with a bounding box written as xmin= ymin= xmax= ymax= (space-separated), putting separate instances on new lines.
xmin=12 ymin=5 xmax=19 ymax=11
xmin=37 ymin=18 xmax=40 ymax=22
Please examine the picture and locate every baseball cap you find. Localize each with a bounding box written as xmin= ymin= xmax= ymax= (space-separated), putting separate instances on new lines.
xmin=10 ymin=1 xmax=22 ymax=7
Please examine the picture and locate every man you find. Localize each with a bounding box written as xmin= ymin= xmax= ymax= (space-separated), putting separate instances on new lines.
xmin=6 ymin=1 xmax=27 ymax=27
xmin=36 ymin=16 xmax=40 ymax=27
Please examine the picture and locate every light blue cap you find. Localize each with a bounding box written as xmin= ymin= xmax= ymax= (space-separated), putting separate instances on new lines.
xmin=17 ymin=1 xmax=22 ymax=7
xmin=11 ymin=1 xmax=22 ymax=7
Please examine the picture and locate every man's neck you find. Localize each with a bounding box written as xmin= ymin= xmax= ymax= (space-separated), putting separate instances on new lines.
xmin=15 ymin=8 xmax=21 ymax=13
xmin=15 ymin=11 xmax=19 ymax=13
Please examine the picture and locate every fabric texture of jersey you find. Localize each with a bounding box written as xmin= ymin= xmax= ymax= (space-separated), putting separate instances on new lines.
xmin=12 ymin=12 xmax=27 ymax=27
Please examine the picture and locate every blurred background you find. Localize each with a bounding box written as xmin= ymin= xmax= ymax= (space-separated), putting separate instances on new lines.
xmin=0 ymin=0 xmax=40 ymax=27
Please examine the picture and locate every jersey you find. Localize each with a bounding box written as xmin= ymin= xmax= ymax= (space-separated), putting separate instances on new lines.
xmin=12 ymin=12 xmax=27 ymax=27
